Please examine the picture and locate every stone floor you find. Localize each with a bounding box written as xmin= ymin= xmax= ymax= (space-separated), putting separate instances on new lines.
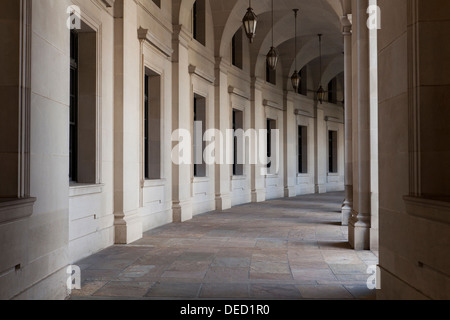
xmin=70 ymin=192 xmax=378 ymax=300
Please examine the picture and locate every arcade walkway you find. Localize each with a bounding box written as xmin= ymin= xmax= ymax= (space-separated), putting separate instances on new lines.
xmin=70 ymin=192 xmax=377 ymax=300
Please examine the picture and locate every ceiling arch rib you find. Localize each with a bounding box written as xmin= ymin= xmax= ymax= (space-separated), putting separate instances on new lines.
xmin=176 ymin=0 xmax=346 ymax=91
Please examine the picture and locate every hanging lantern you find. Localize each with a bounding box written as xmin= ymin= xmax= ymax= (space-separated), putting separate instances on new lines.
xmin=291 ymin=70 xmax=301 ymax=91
xmin=317 ymin=85 xmax=326 ymax=104
xmin=266 ymin=0 xmax=278 ymax=70
xmin=242 ymin=1 xmax=257 ymax=43
xmin=267 ymin=46 xmax=279 ymax=70
xmin=316 ymin=34 xmax=326 ymax=104
xmin=291 ymin=9 xmax=300 ymax=91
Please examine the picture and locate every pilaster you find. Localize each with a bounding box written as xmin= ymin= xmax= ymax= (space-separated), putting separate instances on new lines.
xmin=341 ymin=15 xmax=353 ymax=226
xmin=171 ymin=24 xmax=193 ymax=222
xmin=349 ymin=0 xmax=371 ymax=250
xmin=214 ymin=57 xmax=232 ymax=210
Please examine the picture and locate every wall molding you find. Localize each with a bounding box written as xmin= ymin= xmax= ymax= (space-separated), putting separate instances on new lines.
xmin=263 ymin=99 xmax=284 ymax=111
xmin=0 ymin=198 xmax=36 ymax=224
xmin=189 ymin=64 xmax=215 ymax=84
xmin=228 ymin=86 xmax=250 ymax=100
xmin=404 ymin=196 xmax=450 ymax=225
xmin=138 ymin=27 xmax=174 ymax=58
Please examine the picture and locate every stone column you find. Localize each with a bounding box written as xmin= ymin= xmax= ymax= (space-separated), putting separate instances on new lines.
xmin=349 ymin=0 xmax=371 ymax=250
xmin=283 ymin=91 xmax=296 ymax=197
xmin=113 ymin=0 xmax=143 ymax=244
xmin=314 ymin=105 xmax=327 ymax=194
xmin=341 ymin=16 xmax=353 ymax=226
xmin=214 ymin=57 xmax=232 ymax=211
xmin=250 ymin=77 xmax=266 ymax=203
xmin=171 ymin=25 xmax=193 ymax=222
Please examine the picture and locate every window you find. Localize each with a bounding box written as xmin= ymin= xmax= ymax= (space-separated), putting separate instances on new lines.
xmin=192 ymin=0 xmax=206 ymax=46
xmin=144 ymin=69 xmax=162 ymax=180
xmin=329 ymin=130 xmax=338 ymax=173
xmin=151 ymin=0 xmax=161 ymax=8
xmin=298 ymin=66 xmax=308 ymax=96
xmin=328 ymin=78 xmax=338 ymax=104
xmin=233 ymin=109 xmax=244 ymax=176
xmin=69 ymin=25 xmax=97 ymax=184
xmin=232 ymin=28 xmax=243 ymax=69
xmin=266 ymin=61 xmax=276 ymax=85
xmin=267 ymin=119 xmax=276 ymax=171
xmin=70 ymin=30 xmax=79 ymax=182
xmin=194 ymin=95 xmax=206 ymax=177
xmin=298 ymin=126 xmax=308 ymax=174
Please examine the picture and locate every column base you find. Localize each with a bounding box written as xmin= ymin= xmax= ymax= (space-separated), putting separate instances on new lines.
xmin=115 ymin=210 xmax=143 ymax=244
xmin=348 ymin=212 xmax=370 ymax=250
xmin=315 ymin=184 xmax=327 ymax=194
xmin=215 ymin=193 xmax=231 ymax=211
xmin=370 ymin=227 xmax=379 ymax=251
xmin=284 ymin=186 xmax=296 ymax=198
xmin=341 ymin=203 xmax=352 ymax=226
xmin=252 ymin=189 xmax=266 ymax=203
xmin=172 ymin=199 xmax=193 ymax=223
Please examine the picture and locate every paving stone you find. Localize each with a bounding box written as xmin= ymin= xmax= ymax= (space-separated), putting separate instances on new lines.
xmin=71 ymin=281 xmax=108 ymax=297
xmin=119 ymin=265 xmax=157 ymax=278
xmin=329 ymin=264 xmax=369 ymax=275
xmin=71 ymin=192 xmax=378 ymax=300
xmin=344 ymin=285 xmax=377 ymax=300
xmin=249 ymin=284 xmax=302 ymax=299
xmin=292 ymin=268 xmax=337 ymax=283
xmin=298 ymin=285 xmax=354 ymax=299
xmin=249 ymin=273 xmax=293 ymax=281
xmin=212 ymin=257 xmax=251 ymax=268
xmin=145 ymin=282 xmax=201 ymax=298
xmin=167 ymin=260 xmax=212 ymax=272
xmin=93 ymin=281 xmax=154 ymax=298
xmin=161 ymin=271 xmax=207 ymax=280
xmin=250 ymin=261 xmax=291 ymax=274
xmin=204 ymin=267 xmax=249 ymax=282
xmin=199 ymin=283 xmax=249 ymax=299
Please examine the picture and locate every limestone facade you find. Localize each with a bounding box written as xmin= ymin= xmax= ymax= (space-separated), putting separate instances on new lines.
xmin=1 ymin=0 xmax=448 ymax=300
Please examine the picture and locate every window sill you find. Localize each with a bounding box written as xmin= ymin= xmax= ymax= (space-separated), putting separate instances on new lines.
xmin=69 ymin=183 xmax=104 ymax=198
xmin=0 ymin=197 xmax=36 ymax=224
xmin=297 ymin=173 xmax=309 ymax=177
xmin=192 ymin=177 xmax=209 ymax=183
xmin=404 ymin=196 xmax=450 ymax=225
xmin=232 ymin=175 xmax=247 ymax=181
xmin=328 ymin=172 xmax=339 ymax=177
xmin=142 ymin=179 xmax=167 ymax=188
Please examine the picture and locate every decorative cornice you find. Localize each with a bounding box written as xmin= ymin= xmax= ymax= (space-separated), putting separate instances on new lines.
xmin=138 ymin=27 xmax=173 ymax=58
xmin=100 ymin=0 xmax=114 ymax=8
xmin=295 ymin=109 xmax=313 ymax=117
xmin=263 ymin=99 xmax=283 ymax=111
xmin=189 ymin=64 xmax=215 ymax=84
xmin=325 ymin=115 xmax=343 ymax=123
xmin=228 ymin=86 xmax=250 ymax=100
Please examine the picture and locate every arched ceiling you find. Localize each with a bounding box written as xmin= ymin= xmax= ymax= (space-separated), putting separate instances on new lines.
xmin=177 ymin=0 xmax=347 ymax=89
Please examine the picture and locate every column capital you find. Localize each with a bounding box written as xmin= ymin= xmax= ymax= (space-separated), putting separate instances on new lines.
xmin=341 ymin=15 xmax=352 ymax=36
xmin=214 ymin=56 xmax=231 ymax=74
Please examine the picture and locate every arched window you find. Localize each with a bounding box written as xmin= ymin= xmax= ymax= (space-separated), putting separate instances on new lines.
xmin=232 ymin=27 xmax=243 ymax=69
xmin=266 ymin=61 xmax=276 ymax=85
xmin=192 ymin=0 xmax=206 ymax=46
